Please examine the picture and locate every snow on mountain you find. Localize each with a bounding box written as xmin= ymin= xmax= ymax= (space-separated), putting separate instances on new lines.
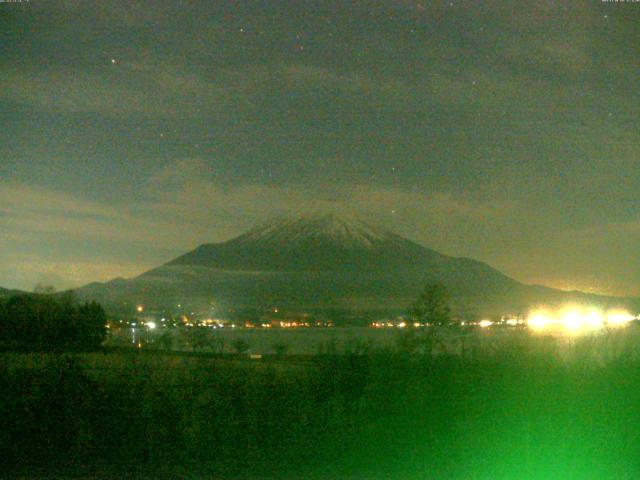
xmin=165 ymin=212 xmax=447 ymax=272
xmin=234 ymin=213 xmax=399 ymax=249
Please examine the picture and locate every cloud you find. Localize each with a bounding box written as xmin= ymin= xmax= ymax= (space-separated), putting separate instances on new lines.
xmin=0 ymin=183 xmax=121 ymax=219
xmin=1 ymin=66 xmax=162 ymax=116
xmin=0 ymin=63 xmax=261 ymax=117
xmin=145 ymin=158 xmax=215 ymax=192
xmin=0 ymin=253 xmax=143 ymax=292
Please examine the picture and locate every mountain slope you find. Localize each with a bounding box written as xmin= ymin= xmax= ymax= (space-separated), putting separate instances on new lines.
xmin=75 ymin=213 xmax=637 ymax=316
xmin=0 ymin=287 xmax=27 ymax=298
xmin=166 ymin=213 xmax=450 ymax=272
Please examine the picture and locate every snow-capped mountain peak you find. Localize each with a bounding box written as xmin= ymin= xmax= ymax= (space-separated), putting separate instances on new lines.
xmin=165 ymin=210 xmax=446 ymax=272
xmin=235 ymin=212 xmax=397 ymax=249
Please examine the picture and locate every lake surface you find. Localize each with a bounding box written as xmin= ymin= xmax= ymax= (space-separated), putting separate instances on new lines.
xmin=107 ymin=323 xmax=640 ymax=359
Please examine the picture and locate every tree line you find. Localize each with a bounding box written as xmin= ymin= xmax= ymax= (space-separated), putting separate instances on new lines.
xmin=0 ymin=293 xmax=106 ymax=351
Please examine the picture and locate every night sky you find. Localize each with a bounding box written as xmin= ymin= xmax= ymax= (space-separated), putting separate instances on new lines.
xmin=1 ymin=0 xmax=639 ymax=296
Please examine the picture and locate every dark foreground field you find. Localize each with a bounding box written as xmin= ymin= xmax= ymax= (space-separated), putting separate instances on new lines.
xmin=3 ymin=332 xmax=640 ymax=479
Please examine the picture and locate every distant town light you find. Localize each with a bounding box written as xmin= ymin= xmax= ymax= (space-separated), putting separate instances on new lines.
xmin=527 ymin=312 xmax=553 ymax=330
xmin=146 ymin=321 xmax=156 ymax=330
xmin=479 ymin=320 xmax=492 ymax=328
xmin=136 ymin=305 xmax=144 ymax=313
xmin=526 ymin=306 xmax=635 ymax=333
xmin=606 ymin=310 xmax=635 ymax=326
xmin=561 ymin=311 xmax=583 ymax=331
xmin=584 ymin=311 xmax=604 ymax=328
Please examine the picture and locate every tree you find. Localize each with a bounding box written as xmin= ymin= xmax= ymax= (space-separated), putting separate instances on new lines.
xmin=409 ymin=283 xmax=451 ymax=326
xmin=190 ymin=327 xmax=210 ymax=352
xmin=157 ymin=330 xmax=174 ymax=351
xmin=75 ymin=301 xmax=107 ymax=350
xmin=34 ymin=283 xmax=56 ymax=295
xmin=0 ymin=295 xmax=106 ymax=351
xmin=272 ymin=342 xmax=289 ymax=357
xmin=232 ymin=338 xmax=250 ymax=355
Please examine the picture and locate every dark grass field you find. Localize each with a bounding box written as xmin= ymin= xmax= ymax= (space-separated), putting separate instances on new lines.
xmin=3 ymin=331 xmax=640 ymax=479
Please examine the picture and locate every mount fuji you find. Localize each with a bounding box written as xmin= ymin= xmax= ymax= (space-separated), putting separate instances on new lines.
xmin=75 ymin=213 xmax=636 ymax=317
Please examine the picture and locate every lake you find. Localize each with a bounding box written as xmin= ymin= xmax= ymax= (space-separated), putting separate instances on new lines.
xmin=107 ymin=322 xmax=640 ymax=361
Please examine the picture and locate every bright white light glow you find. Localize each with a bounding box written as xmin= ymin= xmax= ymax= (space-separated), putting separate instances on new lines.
xmin=527 ymin=306 xmax=635 ymax=333
xmin=527 ymin=312 xmax=554 ymax=330
xmin=479 ymin=320 xmax=493 ymax=328
xmin=584 ymin=311 xmax=604 ymax=328
xmin=561 ymin=310 xmax=583 ymax=331
xmin=606 ymin=310 xmax=635 ymax=326
xmin=146 ymin=321 xmax=156 ymax=330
